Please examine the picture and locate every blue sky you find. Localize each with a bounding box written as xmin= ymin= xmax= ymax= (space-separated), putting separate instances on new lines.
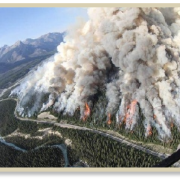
xmin=0 ymin=7 xmax=88 ymax=47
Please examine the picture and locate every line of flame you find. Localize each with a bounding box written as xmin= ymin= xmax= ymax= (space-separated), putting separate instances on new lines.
xmin=107 ymin=113 xmax=112 ymax=125
xmin=82 ymin=103 xmax=90 ymax=121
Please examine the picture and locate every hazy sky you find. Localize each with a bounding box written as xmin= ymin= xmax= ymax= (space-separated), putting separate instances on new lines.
xmin=0 ymin=7 xmax=88 ymax=47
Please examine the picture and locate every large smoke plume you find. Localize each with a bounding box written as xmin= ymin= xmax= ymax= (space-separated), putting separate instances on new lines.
xmin=11 ymin=7 xmax=180 ymax=140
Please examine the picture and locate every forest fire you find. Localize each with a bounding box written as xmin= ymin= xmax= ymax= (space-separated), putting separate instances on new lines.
xmin=12 ymin=7 xmax=180 ymax=140
xmin=147 ymin=125 xmax=152 ymax=136
xmin=82 ymin=103 xmax=90 ymax=121
xmin=107 ymin=113 xmax=112 ymax=125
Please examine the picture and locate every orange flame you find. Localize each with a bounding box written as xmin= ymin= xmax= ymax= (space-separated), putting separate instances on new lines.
xmin=171 ymin=122 xmax=174 ymax=128
xmin=107 ymin=113 xmax=112 ymax=125
xmin=122 ymin=116 xmax=126 ymax=124
xmin=153 ymin=114 xmax=161 ymax=125
xmin=124 ymin=100 xmax=138 ymax=125
xmin=82 ymin=103 xmax=90 ymax=121
xmin=147 ymin=125 xmax=152 ymax=136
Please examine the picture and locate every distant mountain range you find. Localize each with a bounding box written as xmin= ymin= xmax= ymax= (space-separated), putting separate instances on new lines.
xmin=0 ymin=32 xmax=64 ymax=63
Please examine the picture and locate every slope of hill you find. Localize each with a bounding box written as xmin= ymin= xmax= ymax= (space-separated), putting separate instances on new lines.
xmin=0 ymin=54 xmax=54 ymax=89
xmin=0 ymin=32 xmax=64 ymax=63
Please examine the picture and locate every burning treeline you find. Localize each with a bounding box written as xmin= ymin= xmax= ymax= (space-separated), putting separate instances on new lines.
xmin=12 ymin=7 xmax=180 ymax=141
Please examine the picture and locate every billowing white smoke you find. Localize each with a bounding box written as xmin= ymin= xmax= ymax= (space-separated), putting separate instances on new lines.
xmin=11 ymin=7 xmax=180 ymax=140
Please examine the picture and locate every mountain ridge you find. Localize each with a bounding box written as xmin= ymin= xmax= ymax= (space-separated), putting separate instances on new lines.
xmin=0 ymin=32 xmax=64 ymax=63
